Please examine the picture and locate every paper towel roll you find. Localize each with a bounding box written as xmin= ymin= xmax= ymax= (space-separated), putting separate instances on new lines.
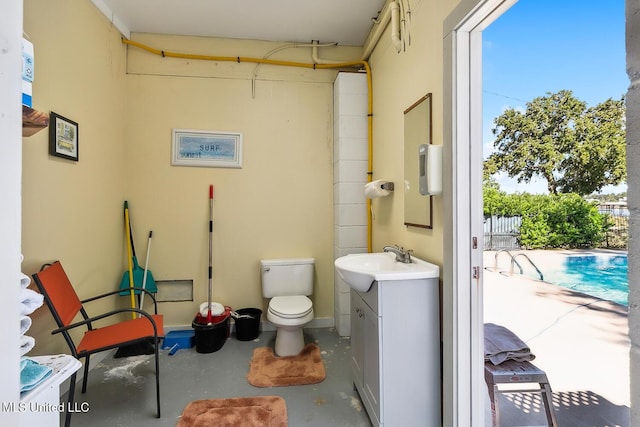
xmin=364 ymin=180 xmax=391 ymax=199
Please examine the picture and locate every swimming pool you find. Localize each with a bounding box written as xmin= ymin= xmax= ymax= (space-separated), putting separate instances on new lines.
xmin=543 ymin=253 xmax=628 ymax=306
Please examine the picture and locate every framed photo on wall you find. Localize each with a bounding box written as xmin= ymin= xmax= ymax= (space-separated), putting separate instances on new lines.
xmin=49 ymin=112 xmax=79 ymax=161
xmin=172 ymin=129 xmax=243 ymax=168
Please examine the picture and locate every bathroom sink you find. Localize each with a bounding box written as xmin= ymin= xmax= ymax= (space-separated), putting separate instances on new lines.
xmin=334 ymin=252 xmax=440 ymax=293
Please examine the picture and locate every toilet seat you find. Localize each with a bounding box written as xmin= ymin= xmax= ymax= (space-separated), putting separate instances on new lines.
xmin=268 ymin=296 xmax=313 ymax=319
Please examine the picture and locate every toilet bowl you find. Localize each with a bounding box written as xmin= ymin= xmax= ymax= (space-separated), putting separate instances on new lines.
xmin=267 ymin=295 xmax=314 ymax=356
xmin=261 ymin=258 xmax=314 ymax=356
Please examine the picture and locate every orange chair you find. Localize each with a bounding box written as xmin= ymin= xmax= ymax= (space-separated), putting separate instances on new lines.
xmin=32 ymin=261 xmax=164 ymax=427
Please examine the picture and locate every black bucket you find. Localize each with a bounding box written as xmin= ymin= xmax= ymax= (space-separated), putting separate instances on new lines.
xmin=192 ymin=315 xmax=230 ymax=353
xmin=234 ymin=308 xmax=262 ymax=341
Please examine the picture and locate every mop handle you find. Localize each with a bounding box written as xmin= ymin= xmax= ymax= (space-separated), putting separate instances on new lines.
xmin=209 ymin=186 xmax=214 ymax=274
xmin=139 ymin=230 xmax=152 ymax=318
xmin=207 ymin=185 xmax=214 ymax=324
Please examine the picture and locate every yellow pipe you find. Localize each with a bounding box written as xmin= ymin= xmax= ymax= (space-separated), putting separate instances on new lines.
xmin=121 ymin=38 xmax=374 ymax=252
xmin=366 ymin=70 xmax=373 ymax=253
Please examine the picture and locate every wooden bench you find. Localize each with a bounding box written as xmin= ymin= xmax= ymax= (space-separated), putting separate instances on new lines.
xmin=484 ymin=358 xmax=558 ymax=426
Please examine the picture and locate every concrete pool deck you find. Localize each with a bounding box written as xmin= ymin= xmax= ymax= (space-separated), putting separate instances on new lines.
xmin=483 ymin=249 xmax=630 ymax=426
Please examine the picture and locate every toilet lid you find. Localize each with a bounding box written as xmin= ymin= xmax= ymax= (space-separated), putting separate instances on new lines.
xmin=269 ymin=296 xmax=313 ymax=319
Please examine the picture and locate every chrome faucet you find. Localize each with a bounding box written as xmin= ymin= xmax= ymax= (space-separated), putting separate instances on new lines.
xmin=383 ymin=245 xmax=413 ymax=263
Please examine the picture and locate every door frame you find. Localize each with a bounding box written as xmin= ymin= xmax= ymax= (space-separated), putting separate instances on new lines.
xmin=442 ymin=0 xmax=516 ymax=425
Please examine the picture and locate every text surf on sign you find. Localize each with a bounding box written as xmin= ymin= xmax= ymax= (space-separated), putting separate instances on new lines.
xmin=178 ymin=134 xmax=237 ymax=161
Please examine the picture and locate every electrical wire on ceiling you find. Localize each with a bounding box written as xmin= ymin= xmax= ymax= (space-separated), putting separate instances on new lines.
xmin=250 ymin=41 xmax=338 ymax=98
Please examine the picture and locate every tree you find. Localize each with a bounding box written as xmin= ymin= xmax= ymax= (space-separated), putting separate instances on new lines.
xmin=484 ymin=90 xmax=626 ymax=195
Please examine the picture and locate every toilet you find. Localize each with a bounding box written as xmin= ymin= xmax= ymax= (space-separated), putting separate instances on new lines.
xmin=261 ymin=258 xmax=314 ymax=356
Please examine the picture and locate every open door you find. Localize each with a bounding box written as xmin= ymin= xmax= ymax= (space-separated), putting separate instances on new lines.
xmin=443 ymin=1 xmax=516 ymax=425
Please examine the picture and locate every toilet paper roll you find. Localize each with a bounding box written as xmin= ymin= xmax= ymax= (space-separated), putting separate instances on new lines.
xmin=364 ymin=180 xmax=391 ymax=199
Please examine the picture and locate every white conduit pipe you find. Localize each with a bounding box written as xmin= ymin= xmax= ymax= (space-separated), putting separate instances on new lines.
xmin=361 ymin=0 xmax=393 ymax=60
xmin=401 ymin=0 xmax=412 ymax=47
xmin=398 ymin=0 xmax=409 ymax=52
xmin=397 ymin=0 xmax=406 ymax=51
xmin=390 ymin=1 xmax=402 ymax=53
xmin=251 ymin=41 xmax=338 ymax=98
xmin=311 ymin=40 xmax=341 ymax=64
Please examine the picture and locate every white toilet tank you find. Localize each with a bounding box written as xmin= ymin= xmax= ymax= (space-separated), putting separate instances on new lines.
xmin=261 ymin=258 xmax=314 ymax=298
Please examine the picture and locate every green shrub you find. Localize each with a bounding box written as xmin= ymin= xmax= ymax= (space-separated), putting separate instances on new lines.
xmin=484 ymin=186 xmax=606 ymax=248
xmin=519 ymin=213 xmax=550 ymax=248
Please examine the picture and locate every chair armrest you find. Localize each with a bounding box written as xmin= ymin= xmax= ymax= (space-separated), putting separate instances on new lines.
xmin=51 ymin=308 xmax=161 ymax=337
xmin=81 ymin=287 xmax=159 ymax=313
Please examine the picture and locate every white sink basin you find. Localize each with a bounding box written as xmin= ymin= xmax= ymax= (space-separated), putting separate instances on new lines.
xmin=334 ymin=252 xmax=440 ymax=293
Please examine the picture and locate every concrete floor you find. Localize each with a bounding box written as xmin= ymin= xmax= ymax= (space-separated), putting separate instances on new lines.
xmin=61 ymin=328 xmax=372 ymax=427
xmin=484 ymin=249 xmax=631 ymax=426
xmin=59 ymin=249 xmax=630 ymax=426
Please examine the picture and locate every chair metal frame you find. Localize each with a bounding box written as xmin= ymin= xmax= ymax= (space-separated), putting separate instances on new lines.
xmin=32 ymin=261 xmax=164 ymax=427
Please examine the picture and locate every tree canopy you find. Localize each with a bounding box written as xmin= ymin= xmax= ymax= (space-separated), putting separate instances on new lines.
xmin=484 ymin=90 xmax=626 ymax=195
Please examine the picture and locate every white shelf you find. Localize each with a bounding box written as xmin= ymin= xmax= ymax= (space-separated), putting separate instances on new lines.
xmin=20 ymin=354 xmax=81 ymax=427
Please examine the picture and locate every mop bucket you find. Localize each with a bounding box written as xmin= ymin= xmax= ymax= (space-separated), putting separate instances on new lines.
xmin=192 ymin=310 xmax=231 ymax=353
xmin=233 ymin=308 xmax=262 ymax=341
xmin=191 ymin=306 xmax=231 ymax=353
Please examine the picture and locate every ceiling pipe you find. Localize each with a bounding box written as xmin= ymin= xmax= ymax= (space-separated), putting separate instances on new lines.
xmin=361 ymin=0 xmax=393 ymax=60
xmin=390 ymin=1 xmax=402 ymax=53
xmin=401 ymin=0 xmax=412 ymax=47
xmin=397 ymin=0 xmax=409 ymax=51
xmin=311 ymin=40 xmax=342 ymax=64
xmin=251 ymin=41 xmax=338 ymax=98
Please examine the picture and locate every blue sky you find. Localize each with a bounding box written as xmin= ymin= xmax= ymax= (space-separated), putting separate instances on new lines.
xmin=482 ymin=0 xmax=628 ymax=194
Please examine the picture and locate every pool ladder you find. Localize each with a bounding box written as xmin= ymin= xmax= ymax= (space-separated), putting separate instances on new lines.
xmin=493 ymin=250 xmax=544 ymax=281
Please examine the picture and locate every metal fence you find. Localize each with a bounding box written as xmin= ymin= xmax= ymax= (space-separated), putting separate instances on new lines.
xmin=599 ymin=203 xmax=628 ymax=248
xmin=483 ymin=215 xmax=522 ymax=250
xmin=483 ymin=203 xmax=628 ymax=250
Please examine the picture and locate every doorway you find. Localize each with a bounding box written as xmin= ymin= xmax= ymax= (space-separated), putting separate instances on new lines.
xmin=481 ymin=1 xmax=630 ymax=425
xmin=443 ymin=0 xmax=516 ymax=425
xmin=445 ymin=0 xmax=629 ymax=425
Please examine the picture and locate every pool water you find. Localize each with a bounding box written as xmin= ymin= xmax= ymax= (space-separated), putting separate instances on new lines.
xmin=543 ymin=254 xmax=628 ymax=306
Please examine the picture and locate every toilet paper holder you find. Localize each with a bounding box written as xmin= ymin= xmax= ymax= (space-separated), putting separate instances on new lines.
xmin=364 ymin=179 xmax=395 ymax=199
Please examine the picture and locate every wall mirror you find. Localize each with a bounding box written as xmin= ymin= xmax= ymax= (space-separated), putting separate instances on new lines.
xmin=404 ymin=93 xmax=433 ymax=228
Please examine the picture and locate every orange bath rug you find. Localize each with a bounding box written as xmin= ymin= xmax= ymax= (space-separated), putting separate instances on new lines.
xmin=247 ymin=343 xmax=326 ymax=387
xmin=176 ymin=395 xmax=287 ymax=427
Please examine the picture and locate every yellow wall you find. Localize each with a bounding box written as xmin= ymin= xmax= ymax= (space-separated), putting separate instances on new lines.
xmin=124 ymin=33 xmax=361 ymax=325
xmin=368 ymin=0 xmax=455 ymax=266
xmin=21 ymin=0 xmax=457 ymax=356
xmin=21 ymin=0 xmax=364 ymax=357
xmin=22 ymin=0 xmax=128 ymax=356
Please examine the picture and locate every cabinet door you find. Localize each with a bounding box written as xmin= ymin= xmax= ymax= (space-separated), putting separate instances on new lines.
xmin=350 ymin=292 xmax=364 ymax=389
xmin=362 ymin=301 xmax=380 ymax=423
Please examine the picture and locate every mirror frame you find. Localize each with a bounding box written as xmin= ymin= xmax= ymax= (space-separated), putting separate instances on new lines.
xmin=403 ymin=93 xmax=433 ymax=229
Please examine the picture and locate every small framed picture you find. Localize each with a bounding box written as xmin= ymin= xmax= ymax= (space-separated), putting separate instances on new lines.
xmin=49 ymin=112 xmax=78 ymax=161
xmin=172 ymin=129 xmax=242 ymax=168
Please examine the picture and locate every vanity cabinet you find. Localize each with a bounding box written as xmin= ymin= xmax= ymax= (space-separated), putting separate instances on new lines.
xmin=351 ymin=289 xmax=380 ymax=422
xmin=350 ymin=278 xmax=440 ymax=426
